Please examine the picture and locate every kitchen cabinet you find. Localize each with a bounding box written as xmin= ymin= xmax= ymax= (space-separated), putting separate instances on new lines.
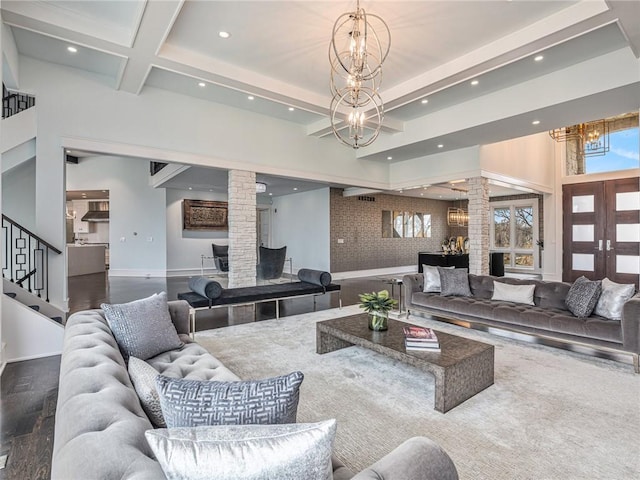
xmin=67 ymin=244 xmax=106 ymax=276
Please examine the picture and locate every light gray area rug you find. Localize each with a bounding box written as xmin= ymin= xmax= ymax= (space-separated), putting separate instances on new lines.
xmin=196 ymin=305 xmax=640 ymax=480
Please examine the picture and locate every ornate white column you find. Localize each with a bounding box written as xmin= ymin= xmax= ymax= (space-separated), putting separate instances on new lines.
xmin=227 ymin=170 xmax=257 ymax=288
xmin=468 ymin=177 xmax=490 ymax=275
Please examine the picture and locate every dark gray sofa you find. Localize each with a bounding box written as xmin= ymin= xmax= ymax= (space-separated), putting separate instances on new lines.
xmin=52 ymin=300 xmax=459 ymax=480
xmin=403 ymin=274 xmax=640 ymax=372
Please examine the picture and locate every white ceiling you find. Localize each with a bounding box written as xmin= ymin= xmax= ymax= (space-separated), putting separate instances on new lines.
xmin=3 ymin=0 xmax=640 ymax=196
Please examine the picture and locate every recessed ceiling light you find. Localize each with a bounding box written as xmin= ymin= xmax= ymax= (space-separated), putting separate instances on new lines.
xmin=387 ymin=156 xmax=393 ymax=160
xmin=534 ymin=55 xmax=544 ymax=62
xmin=421 ymin=99 xmax=428 ymax=104
xmin=470 ymin=79 xmax=479 ymax=86
xmin=293 ymin=187 xmax=298 ymax=191
xmin=420 ymin=193 xmax=424 ymax=196
xmin=188 ymin=187 xmax=192 ymax=190
xmin=209 ymin=189 xmax=213 ymax=192
xmin=67 ymin=46 xmax=78 ymax=53
xmin=247 ymin=95 xmax=254 ymax=100
xmin=268 ymin=192 xmax=273 ymax=196
xmin=532 ymin=120 xmax=540 ymax=125
xmin=288 ymin=107 xmax=295 ymax=112
xmin=218 ymin=31 xmax=230 ymax=39
xmin=198 ymin=82 xmax=206 ymax=87
xmin=81 ymin=193 xmax=87 ymax=197
xmin=437 ymin=144 xmax=444 ymax=148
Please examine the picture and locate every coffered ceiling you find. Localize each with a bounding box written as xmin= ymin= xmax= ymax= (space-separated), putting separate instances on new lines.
xmin=3 ymin=1 xmax=640 ymax=196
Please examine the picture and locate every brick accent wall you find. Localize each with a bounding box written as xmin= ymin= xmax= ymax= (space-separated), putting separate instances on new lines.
xmin=329 ymin=188 xmax=455 ymax=272
xmin=468 ymin=177 xmax=490 ymax=275
xmin=228 ymin=170 xmax=257 ymax=287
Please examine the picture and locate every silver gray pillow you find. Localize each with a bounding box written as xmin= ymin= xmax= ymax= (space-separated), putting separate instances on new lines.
xmin=145 ymin=420 xmax=336 ymax=480
xmin=101 ymin=292 xmax=183 ymax=361
xmin=128 ymin=356 xmax=166 ymax=427
xmin=156 ymin=371 xmax=304 ymax=428
xmin=594 ymin=278 xmax=635 ymax=321
xmin=422 ymin=265 xmax=454 ymax=293
xmin=438 ymin=267 xmax=472 ymax=297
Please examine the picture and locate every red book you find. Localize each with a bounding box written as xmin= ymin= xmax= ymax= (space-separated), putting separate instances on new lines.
xmin=403 ymin=325 xmax=439 ymax=343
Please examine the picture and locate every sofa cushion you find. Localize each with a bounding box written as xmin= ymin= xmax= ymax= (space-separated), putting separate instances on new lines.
xmin=438 ymin=268 xmax=471 ymax=297
xmin=594 ymin=278 xmax=636 ymax=321
xmin=145 ymin=420 xmax=336 ymax=480
xmin=128 ymin=356 xmax=166 ymax=428
xmin=565 ymin=276 xmax=602 ymax=318
xmin=492 ymin=281 xmax=535 ymax=305
xmin=156 ymin=371 xmax=304 ymax=428
xmin=423 ymin=265 xmax=454 ymax=293
xmin=101 ymin=292 xmax=183 ymax=361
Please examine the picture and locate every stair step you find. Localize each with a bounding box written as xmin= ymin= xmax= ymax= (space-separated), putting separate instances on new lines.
xmin=4 ymin=292 xmax=17 ymax=298
xmin=50 ymin=316 xmax=63 ymax=325
xmin=29 ymin=305 xmax=40 ymax=312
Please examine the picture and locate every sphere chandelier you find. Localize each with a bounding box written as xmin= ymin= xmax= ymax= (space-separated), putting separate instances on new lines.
xmin=329 ymin=0 xmax=390 ymax=149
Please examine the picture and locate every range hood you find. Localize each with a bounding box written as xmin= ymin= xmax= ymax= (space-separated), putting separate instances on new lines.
xmin=81 ymin=201 xmax=110 ymax=222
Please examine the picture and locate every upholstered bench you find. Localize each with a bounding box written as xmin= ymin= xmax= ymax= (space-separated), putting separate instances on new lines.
xmin=178 ymin=269 xmax=342 ymax=333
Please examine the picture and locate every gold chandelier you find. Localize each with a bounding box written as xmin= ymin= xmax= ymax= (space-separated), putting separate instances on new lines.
xmin=329 ymin=0 xmax=390 ymax=149
xmin=549 ymin=119 xmax=610 ymax=157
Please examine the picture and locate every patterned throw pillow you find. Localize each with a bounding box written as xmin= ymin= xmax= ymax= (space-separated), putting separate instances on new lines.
xmin=438 ymin=267 xmax=472 ymax=297
xmin=594 ymin=278 xmax=636 ymax=321
xmin=565 ymin=276 xmax=602 ymax=318
xmin=156 ymin=371 xmax=304 ymax=428
xmin=101 ymin=292 xmax=183 ymax=361
xmin=145 ymin=420 xmax=336 ymax=480
xmin=128 ymin=356 xmax=166 ymax=427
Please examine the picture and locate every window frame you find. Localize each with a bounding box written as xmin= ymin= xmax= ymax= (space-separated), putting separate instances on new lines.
xmin=490 ymin=199 xmax=539 ymax=271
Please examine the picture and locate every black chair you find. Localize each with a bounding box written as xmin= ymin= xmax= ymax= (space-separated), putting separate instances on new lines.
xmin=257 ymin=246 xmax=287 ymax=280
xmin=212 ymin=244 xmax=229 ymax=272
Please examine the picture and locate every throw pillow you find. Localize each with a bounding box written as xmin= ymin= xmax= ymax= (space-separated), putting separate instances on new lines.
xmin=422 ymin=265 xmax=454 ymax=293
xmin=491 ymin=281 xmax=536 ymax=306
xmin=101 ymin=292 xmax=183 ymax=361
xmin=128 ymin=356 xmax=166 ymax=427
xmin=594 ymin=278 xmax=636 ymax=321
xmin=145 ymin=420 xmax=336 ymax=480
xmin=438 ymin=267 xmax=472 ymax=297
xmin=565 ymin=276 xmax=602 ymax=318
xmin=156 ymin=371 xmax=304 ymax=428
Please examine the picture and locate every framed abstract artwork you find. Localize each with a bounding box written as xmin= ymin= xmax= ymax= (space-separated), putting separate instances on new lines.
xmin=182 ymin=199 xmax=228 ymax=231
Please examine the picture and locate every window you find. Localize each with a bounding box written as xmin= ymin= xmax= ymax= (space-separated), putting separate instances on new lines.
xmin=490 ymin=200 xmax=538 ymax=270
xmin=585 ymin=126 xmax=639 ymax=174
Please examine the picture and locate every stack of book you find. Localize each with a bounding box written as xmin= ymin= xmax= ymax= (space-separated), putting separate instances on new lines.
xmin=403 ymin=325 xmax=441 ymax=352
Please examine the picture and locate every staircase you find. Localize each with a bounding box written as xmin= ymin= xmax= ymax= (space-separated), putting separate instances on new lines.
xmin=2 ymin=85 xmax=65 ymax=364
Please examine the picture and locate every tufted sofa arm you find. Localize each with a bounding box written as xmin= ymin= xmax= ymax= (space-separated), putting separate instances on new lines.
xmin=167 ymin=299 xmax=191 ymax=335
xmin=352 ymin=437 xmax=458 ymax=480
xmin=622 ymin=294 xmax=640 ymax=353
xmin=403 ymin=273 xmax=424 ymax=298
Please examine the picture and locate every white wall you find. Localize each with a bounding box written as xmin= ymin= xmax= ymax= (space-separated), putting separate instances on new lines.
xmin=66 ymin=155 xmax=167 ymax=277
xmin=480 ymin=132 xmax=556 ymax=192
xmin=2 ymin=157 xmax=35 ymax=230
xmin=271 ymin=188 xmax=330 ymax=272
xmin=390 ymin=146 xmax=481 ymax=188
xmin=166 ymin=188 xmax=229 ymax=276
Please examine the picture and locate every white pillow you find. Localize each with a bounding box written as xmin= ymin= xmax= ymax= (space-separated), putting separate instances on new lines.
xmin=594 ymin=278 xmax=636 ymax=321
xmin=145 ymin=420 xmax=336 ymax=480
xmin=491 ymin=281 xmax=535 ymax=306
xmin=423 ymin=265 xmax=454 ymax=293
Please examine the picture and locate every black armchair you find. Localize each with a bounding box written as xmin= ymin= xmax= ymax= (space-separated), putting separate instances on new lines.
xmin=257 ymin=246 xmax=287 ymax=280
xmin=212 ymin=244 xmax=229 ymax=273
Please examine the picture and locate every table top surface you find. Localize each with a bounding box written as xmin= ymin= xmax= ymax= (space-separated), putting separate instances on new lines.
xmin=317 ymin=313 xmax=493 ymax=368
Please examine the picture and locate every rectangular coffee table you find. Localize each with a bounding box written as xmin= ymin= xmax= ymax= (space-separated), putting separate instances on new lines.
xmin=316 ymin=313 xmax=494 ymax=413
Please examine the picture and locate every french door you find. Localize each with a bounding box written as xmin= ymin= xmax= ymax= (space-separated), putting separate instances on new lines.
xmin=563 ymin=178 xmax=640 ymax=288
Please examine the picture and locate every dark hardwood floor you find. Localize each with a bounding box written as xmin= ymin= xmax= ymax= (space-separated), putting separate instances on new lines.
xmin=2 ymin=272 xmax=401 ymax=479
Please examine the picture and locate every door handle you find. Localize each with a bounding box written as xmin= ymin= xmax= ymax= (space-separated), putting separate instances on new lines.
xmin=594 ymin=240 xmax=603 ymax=251
xmin=606 ymin=239 xmax=614 ymax=251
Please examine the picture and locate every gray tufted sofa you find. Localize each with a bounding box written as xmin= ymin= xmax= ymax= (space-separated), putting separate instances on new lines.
xmin=52 ymin=299 xmax=459 ymax=480
xmin=404 ymin=274 xmax=640 ymax=372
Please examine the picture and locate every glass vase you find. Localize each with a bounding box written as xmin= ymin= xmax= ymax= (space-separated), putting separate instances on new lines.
xmin=368 ymin=312 xmax=388 ymax=331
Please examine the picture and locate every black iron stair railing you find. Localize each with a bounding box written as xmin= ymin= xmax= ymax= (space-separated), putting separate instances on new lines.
xmin=2 ymin=214 xmax=62 ymax=303
xmin=2 ymin=83 xmax=36 ymax=119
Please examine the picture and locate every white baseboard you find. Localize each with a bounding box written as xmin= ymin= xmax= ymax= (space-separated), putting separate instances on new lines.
xmin=166 ymin=268 xmax=218 ymax=278
xmin=7 ymin=351 xmax=62 ymax=363
xmin=108 ymin=269 xmax=166 ymax=278
xmin=332 ymin=265 xmax=417 ymax=281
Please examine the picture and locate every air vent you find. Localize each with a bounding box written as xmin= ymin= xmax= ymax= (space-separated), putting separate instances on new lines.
xmin=357 ymin=195 xmax=376 ymax=202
